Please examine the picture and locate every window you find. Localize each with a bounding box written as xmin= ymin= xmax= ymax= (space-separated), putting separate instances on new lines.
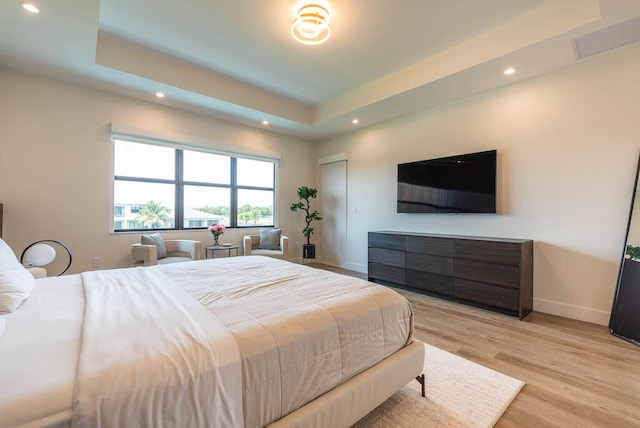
xmin=113 ymin=139 xmax=276 ymax=231
xmin=127 ymin=220 xmax=143 ymax=229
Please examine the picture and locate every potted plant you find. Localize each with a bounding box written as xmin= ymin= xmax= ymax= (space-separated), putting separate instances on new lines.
xmin=626 ymin=244 xmax=640 ymax=261
xmin=290 ymin=186 xmax=322 ymax=259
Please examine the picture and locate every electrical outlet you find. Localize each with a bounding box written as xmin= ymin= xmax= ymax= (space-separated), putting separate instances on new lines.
xmin=92 ymin=257 xmax=101 ymax=268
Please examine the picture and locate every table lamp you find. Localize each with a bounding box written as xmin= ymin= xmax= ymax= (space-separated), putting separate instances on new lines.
xmin=20 ymin=240 xmax=72 ymax=277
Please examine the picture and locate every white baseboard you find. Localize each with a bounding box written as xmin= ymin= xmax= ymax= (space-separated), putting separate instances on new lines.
xmin=533 ymin=298 xmax=610 ymax=326
xmin=343 ymin=262 xmax=367 ymax=274
xmin=306 ymin=259 xmax=367 ymax=274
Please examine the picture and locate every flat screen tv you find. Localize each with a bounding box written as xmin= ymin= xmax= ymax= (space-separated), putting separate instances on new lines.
xmin=397 ymin=149 xmax=496 ymax=214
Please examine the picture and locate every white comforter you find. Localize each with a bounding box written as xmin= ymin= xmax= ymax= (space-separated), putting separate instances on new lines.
xmin=160 ymin=257 xmax=414 ymax=427
xmin=2 ymin=256 xmax=414 ymax=428
xmin=72 ymin=267 xmax=244 ymax=427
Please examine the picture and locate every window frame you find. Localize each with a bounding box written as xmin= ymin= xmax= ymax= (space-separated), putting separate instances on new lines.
xmin=112 ymin=139 xmax=277 ymax=232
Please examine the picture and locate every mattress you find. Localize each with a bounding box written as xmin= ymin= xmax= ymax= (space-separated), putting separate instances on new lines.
xmin=0 ymin=257 xmax=415 ymax=427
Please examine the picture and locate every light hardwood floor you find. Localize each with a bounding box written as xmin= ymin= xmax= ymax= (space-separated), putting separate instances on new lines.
xmin=310 ymin=263 xmax=640 ymax=427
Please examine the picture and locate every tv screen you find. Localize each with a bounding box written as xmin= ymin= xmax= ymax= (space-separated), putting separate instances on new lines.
xmin=397 ymin=149 xmax=496 ymax=214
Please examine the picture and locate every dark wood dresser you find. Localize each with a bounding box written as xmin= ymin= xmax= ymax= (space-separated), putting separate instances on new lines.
xmin=368 ymin=231 xmax=533 ymax=319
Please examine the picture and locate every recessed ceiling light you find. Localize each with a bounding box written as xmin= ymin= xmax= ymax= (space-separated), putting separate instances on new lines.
xmin=20 ymin=1 xmax=39 ymax=13
xmin=504 ymin=67 xmax=516 ymax=76
xmin=155 ymin=92 xmax=165 ymax=98
xmin=352 ymin=119 xmax=359 ymax=125
xmin=262 ymin=120 xmax=269 ymax=125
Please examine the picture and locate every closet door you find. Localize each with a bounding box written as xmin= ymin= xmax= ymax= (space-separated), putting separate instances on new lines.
xmin=320 ymin=158 xmax=347 ymax=267
xmin=610 ymin=155 xmax=640 ymax=346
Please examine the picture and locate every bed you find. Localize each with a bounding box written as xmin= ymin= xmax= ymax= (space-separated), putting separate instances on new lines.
xmin=0 ymin=255 xmax=424 ymax=428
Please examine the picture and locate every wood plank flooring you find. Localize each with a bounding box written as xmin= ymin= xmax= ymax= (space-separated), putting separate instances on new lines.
xmin=309 ymin=263 xmax=640 ymax=427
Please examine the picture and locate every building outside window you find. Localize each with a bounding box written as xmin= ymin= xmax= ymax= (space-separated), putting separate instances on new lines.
xmin=127 ymin=220 xmax=144 ymax=229
xmin=113 ymin=139 xmax=276 ymax=231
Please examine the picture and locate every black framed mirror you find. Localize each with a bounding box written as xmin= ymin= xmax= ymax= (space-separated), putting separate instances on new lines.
xmin=610 ymin=154 xmax=640 ymax=346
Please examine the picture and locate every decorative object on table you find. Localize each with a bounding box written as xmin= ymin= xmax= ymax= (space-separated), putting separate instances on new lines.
xmin=290 ymin=186 xmax=322 ymax=260
xmin=131 ymin=233 xmax=202 ymax=266
xmin=208 ymin=224 xmax=226 ymax=246
xmin=20 ymin=240 xmax=73 ymax=277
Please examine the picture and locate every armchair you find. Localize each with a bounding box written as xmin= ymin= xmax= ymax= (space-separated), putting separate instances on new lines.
xmin=243 ymin=233 xmax=289 ymax=259
xmin=131 ymin=233 xmax=202 ymax=266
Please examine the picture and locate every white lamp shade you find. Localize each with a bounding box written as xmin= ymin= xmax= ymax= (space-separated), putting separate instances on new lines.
xmin=24 ymin=244 xmax=56 ymax=266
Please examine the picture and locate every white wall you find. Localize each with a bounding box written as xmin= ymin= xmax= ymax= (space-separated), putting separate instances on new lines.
xmin=317 ymin=43 xmax=640 ymax=325
xmin=2 ymin=42 xmax=639 ymax=325
xmin=0 ymin=69 xmax=316 ymax=273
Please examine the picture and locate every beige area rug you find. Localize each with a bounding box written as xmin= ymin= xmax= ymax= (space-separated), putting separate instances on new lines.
xmin=353 ymin=344 xmax=524 ymax=428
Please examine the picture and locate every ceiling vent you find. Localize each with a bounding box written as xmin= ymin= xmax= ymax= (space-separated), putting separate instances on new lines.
xmin=574 ymin=16 xmax=640 ymax=59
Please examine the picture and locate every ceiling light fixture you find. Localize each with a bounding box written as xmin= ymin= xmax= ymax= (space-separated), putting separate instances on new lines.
xmin=262 ymin=120 xmax=269 ymax=125
xmin=20 ymin=1 xmax=39 ymax=13
xmin=352 ymin=119 xmax=359 ymax=125
xmin=291 ymin=1 xmax=331 ymax=45
xmin=155 ymin=92 xmax=165 ymax=98
xmin=504 ymin=67 xmax=516 ymax=76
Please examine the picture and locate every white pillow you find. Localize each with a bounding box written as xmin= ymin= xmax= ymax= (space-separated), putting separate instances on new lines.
xmin=141 ymin=233 xmax=167 ymax=259
xmin=259 ymin=229 xmax=282 ymax=250
xmin=0 ymin=238 xmax=35 ymax=314
xmin=0 ymin=237 xmax=19 ymax=270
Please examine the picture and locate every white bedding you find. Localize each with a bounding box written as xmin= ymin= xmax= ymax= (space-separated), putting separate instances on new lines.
xmin=161 ymin=256 xmax=414 ymax=427
xmin=0 ymin=276 xmax=84 ymax=428
xmin=0 ymin=256 xmax=414 ymax=428
xmin=72 ymin=268 xmax=244 ymax=427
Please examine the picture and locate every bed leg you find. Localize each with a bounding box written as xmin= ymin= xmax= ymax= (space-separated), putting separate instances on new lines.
xmin=415 ymin=374 xmax=425 ymax=397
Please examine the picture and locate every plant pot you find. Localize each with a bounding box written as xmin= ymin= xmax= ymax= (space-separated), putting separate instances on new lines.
xmin=303 ymin=244 xmax=316 ymax=260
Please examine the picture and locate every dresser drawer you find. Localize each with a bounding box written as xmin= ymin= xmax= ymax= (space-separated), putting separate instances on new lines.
xmin=369 ymin=232 xmax=405 ymax=251
xmin=407 ymin=270 xmax=454 ymax=296
xmin=368 ymin=248 xmax=405 ymax=268
xmin=455 ymin=259 xmax=519 ymax=288
xmin=368 ymin=263 xmax=406 ymax=285
xmin=454 ymin=240 xmax=520 ymax=266
xmin=455 ymin=278 xmax=519 ymax=311
xmin=406 ymin=236 xmax=453 ymax=256
xmin=406 ymin=252 xmax=453 ymax=276
xmin=367 ymin=231 xmax=533 ymax=319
